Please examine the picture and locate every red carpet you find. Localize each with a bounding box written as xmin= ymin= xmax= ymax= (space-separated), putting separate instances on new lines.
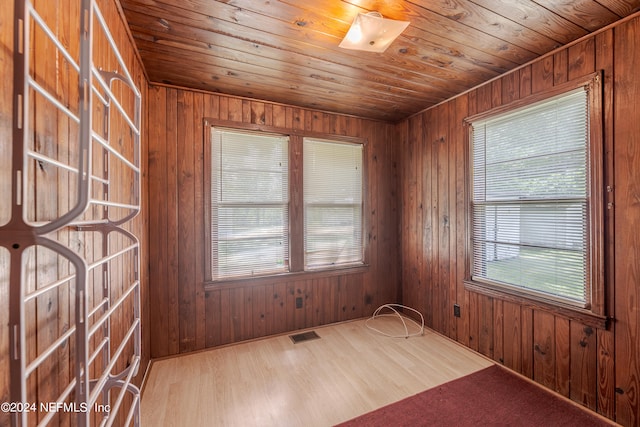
xmin=336 ymin=365 xmax=614 ymax=427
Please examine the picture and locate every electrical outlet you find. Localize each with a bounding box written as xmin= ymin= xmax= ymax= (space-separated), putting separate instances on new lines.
xmin=295 ymin=297 xmax=303 ymax=309
xmin=453 ymin=303 xmax=461 ymax=318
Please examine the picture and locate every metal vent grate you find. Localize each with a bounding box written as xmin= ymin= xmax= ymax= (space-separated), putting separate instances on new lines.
xmin=289 ymin=331 xmax=320 ymax=344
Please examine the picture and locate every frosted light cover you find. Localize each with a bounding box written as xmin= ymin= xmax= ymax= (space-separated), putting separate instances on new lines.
xmin=339 ymin=12 xmax=409 ymax=53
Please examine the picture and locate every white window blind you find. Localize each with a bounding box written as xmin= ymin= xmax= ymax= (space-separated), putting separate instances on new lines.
xmin=303 ymin=138 xmax=363 ymax=269
xmin=210 ymin=128 xmax=289 ymax=279
xmin=470 ymin=89 xmax=589 ymax=305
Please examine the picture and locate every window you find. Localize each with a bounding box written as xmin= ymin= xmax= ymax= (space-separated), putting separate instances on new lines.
xmin=303 ymin=138 xmax=364 ymax=269
xmin=208 ymin=127 xmax=289 ymax=279
xmin=468 ymin=75 xmax=603 ymax=312
xmin=205 ymin=124 xmax=367 ymax=282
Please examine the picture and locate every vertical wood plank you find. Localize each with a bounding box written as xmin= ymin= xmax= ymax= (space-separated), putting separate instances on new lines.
xmin=272 ymin=283 xmax=287 ymax=335
xmin=338 ymin=277 xmax=349 ymax=322
xmin=501 ymin=69 xmax=520 ymax=104
xmin=468 ymin=292 xmax=479 ymax=352
xmin=227 ymin=98 xmax=242 ymax=122
xmin=205 ymin=290 xmax=221 ymax=347
xmin=521 ymin=307 xmax=534 ymax=378
xmin=310 ymin=110 xmax=324 ymax=133
xmin=193 ymin=92 xmax=206 ymax=351
xmin=531 ymin=57 xmax=554 ymax=93
xmin=263 ymin=283 xmax=274 ymax=336
xmin=398 ymin=120 xmax=409 ymax=311
xmin=476 ymin=84 xmax=492 ymax=113
xmin=263 ymin=103 xmax=273 ymax=126
xmin=381 ymin=120 xmax=394 ymax=306
xmin=597 ymin=329 xmax=615 ymax=419
xmin=437 ymin=104 xmax=450 ymax=337
xmin=519 ymin=65 xmax=532 ymax=98
xmin=325 ymin=277 xmax=339 ymax=325
xmin=292 ymin=108 xmax=304 ymax=130
xmin=595 ymin=28 xmax=616 ymax=422
xmin=414 ymin=111 xmax=427 ymax=324
xmin=148 ymin=86 xmax=169 ymax=357
xmin=286 ymin=281 xmax=297 ymax=331
xmin=447 ymin=100 xmax=458 ymax=340
xmin=555 ymin=317 xmax=570 ymax=397
xmin=422 ymin=110 xmax=432 ymax=330
xmin=301 ymin=280 xmax=314 ymax=328
xmin=272 ymin=104 xmax=286 ymax=128
xmin=346 ymin=274 xmax=363 ymax=321
xmin=403 ymin=115 xmax=420 ymax=316
xmin=230 ymin=287 xmax=245 ymax=342
xmin=363 ymin=121 xmax=379 ymax=314
xmin=453 ymin=94 xmax=469 ymax=346
xmin=533 ymin=310 xmax=556 ymax=389
xmin=502 ymin=302 xmax=522 ymax=373
xmin=320 ymin=113 xmax=332 ymax=134
xmin=166 ymin=88 xmax=180 ymax=355
xmin=570 ymin=322 xmax=597 ymax=409
xmin=219 ymin=288 xmax=231 ymax=345
xmin=177 ymin=90 xmax=196 ymax=353
xmin=250 ymin=101 xmax=265 ymax=125
xmin=490 ymin=80 xmax=502 ymax=108
xmin=568 ymin=38 xmax=596 ymax=80
xmin=253 ymin=286 xmax=266 ymax=339
xmin=243 ymin=286 xmax=254 ymax=339
xmin=614 ymin=16 xmax=640 ymax=427
xmin=478 ymin=295 xmax=494 ymax=359
xmin=241 ymin=99 xmax=251 ymax=123
xmin=553 ymin=50 xmax=568 ymax=85
xmin=596 ymin=31 xmax=616 ymax=311
xmin=205 ymin=93 xmax=220 ymax=120
xmin=493 ymin=300 xmax=504 ymax=364
xmin=219 ymin=96 xmax=229 ymax=119
xmin=312 ymin=280 xmax=323 ymax=326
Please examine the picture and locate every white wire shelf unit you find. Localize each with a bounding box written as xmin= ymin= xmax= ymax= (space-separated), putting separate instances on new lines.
xmin=2 ymin=0 xmax=142 ymax=425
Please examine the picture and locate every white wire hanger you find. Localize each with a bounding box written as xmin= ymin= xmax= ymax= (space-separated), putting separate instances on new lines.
xmin=365 ymin=304 xmax=424 ymax=338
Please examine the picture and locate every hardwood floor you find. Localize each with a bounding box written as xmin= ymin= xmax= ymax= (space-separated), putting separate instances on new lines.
xmin=140 ymin=317 xmax=494 ymax=426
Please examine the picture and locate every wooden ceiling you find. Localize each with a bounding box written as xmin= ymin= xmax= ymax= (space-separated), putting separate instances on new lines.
xmin=120 ymin=0 xmax=640 ymax=122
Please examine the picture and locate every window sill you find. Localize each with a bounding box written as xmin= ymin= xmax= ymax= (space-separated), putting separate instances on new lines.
xmin=204 ymin=264 xmax=370 ymax=291
xmin=464 ymin=279 xmax=609 ymax=330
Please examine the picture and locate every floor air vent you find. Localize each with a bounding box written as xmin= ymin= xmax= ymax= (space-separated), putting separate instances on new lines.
xmin=289 ymin=331 xmax=320 ymax=344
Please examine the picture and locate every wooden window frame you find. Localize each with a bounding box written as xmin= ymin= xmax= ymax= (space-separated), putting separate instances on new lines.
xmin=463 ymin=72 xmax=607 ymax=329
xmin=203 ymin=119 xmax=369 ymax=289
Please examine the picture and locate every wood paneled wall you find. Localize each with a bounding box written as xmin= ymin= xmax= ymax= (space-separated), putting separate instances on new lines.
xmin=147 ymin=86 xmax=399 ymax=358
xmin=0 ymin=0 xmax=149 ymax=425
xmin=398 ymin=15 xmax=640 ymax=426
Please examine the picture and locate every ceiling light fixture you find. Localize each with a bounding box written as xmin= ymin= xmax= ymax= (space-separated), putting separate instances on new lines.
xmin=339 ymin=11 xmax=409 ymax=53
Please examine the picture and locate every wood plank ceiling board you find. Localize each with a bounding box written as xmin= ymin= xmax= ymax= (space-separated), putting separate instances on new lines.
xmin=119 ymin=0 xmax=640 ymax=122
